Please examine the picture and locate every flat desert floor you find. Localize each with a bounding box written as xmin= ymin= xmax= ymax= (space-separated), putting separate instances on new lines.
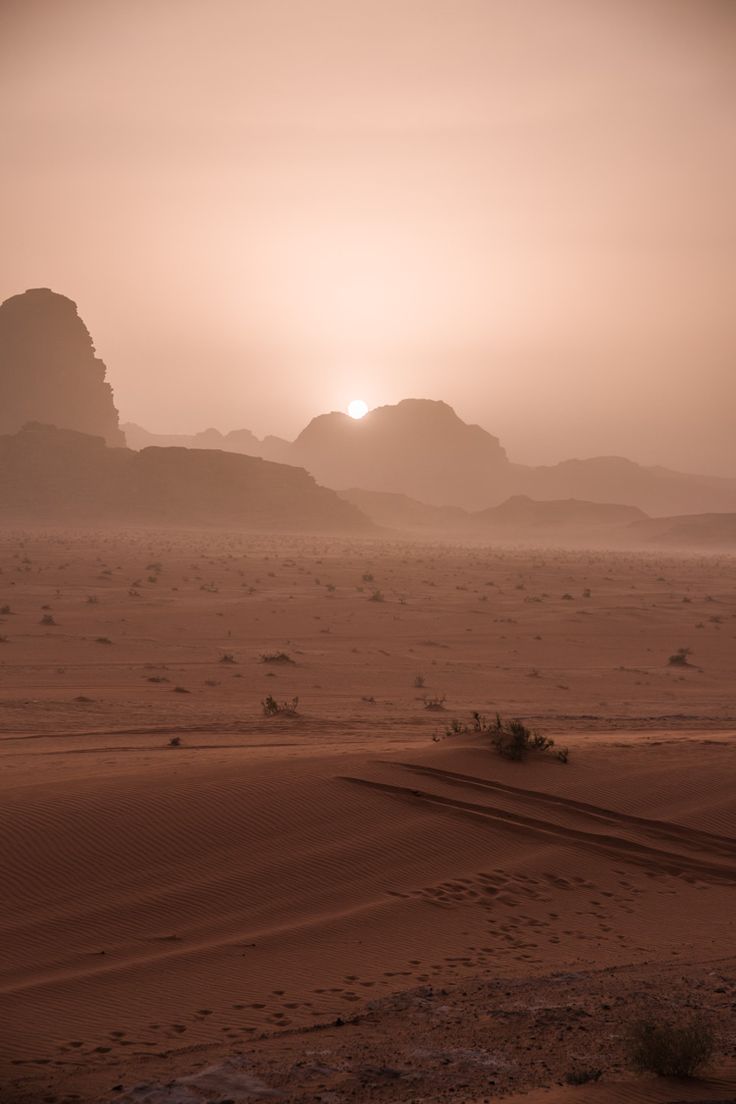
xmin=1 ymin=528 xmax=735 ymax=1103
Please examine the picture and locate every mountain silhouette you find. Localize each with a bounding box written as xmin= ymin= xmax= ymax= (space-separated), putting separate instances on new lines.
xmin=0 ymin=424 xmax=370 ymax=530
xmin=129 ymin=399 xmax=736 ymax=516
xmin=0 ymin=289 xmax=125 ymax=446
xmin=289 ymin=399 xmax=508 ymax=508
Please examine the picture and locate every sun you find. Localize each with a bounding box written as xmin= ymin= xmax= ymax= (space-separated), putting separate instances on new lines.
xmin=347 ymin=399 xmax=368 ymax=419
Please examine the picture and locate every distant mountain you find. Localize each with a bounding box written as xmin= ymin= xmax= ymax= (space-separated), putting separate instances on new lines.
xmin=0 ymin=424 xmax=371 ymax=531
xmin=0 ymin=288 xmax=125 ymax=446
xmin=291 ymin=399 xmax=508 ymax=509
xmin=129 ymin=399 xmax=736 ymax=517
xmin=477 ymin=494 xmax=647 ymax=529
xmin=341 ymin=488 xmax=649 ymax=540
xmin=627 ymin=512 xmax=736 ymax=548
xmin=338 ymin=488 xmax=470 ymax=531
xmin=508 ymin=456 xmax=736 ymax=518
xmin=122 ymin=422 xmax=291 ymax=463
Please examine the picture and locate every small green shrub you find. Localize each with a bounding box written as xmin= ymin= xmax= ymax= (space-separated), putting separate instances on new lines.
xmin=627 ymin=1013 xmax=715 ymax=1078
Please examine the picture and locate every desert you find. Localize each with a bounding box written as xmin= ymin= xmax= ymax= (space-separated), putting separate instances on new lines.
xmin=4 ymin=1 xmax=736 ymax=1099
xmin=2 ymin=528 xmax=735 ymax=1102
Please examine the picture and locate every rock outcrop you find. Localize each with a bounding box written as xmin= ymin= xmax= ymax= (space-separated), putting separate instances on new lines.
xmin=0 ymin=288 xmax=125 ymax=446
xmin=476 ymin=494 xmax=647 ymax=529
xmin=291 ymin=399 xmax=509 ymax=509
xmin=123 ymin=399 xmax=736 ymax=516
xmin=0 ymin=424 xmax=371 ymax=531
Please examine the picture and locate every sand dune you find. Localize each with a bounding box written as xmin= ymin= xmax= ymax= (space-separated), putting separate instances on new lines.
xmin=1 ymin=529 xmax=735 ymax=1102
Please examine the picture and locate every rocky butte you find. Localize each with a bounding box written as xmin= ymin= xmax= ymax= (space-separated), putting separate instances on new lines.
xmin=0 ymin=288 xmax=125 ymax=447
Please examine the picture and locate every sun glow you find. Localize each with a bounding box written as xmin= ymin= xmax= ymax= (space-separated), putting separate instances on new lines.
xmin=347 ymin=399 xmax=368 ymax=419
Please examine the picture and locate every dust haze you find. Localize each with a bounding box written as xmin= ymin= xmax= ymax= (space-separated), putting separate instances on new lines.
xmin=2 ymin=4 xmax=736 ymax=1104
xmin=2 ymin=0 xmax=735 ymax=473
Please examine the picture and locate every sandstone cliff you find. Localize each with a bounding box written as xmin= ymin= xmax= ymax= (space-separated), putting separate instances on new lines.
xmin=0 ymin=288 xmax=125 ymax=446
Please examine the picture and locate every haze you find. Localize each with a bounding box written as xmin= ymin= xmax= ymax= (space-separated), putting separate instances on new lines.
xmin=2 ymin=0 xmax=734 ymax=475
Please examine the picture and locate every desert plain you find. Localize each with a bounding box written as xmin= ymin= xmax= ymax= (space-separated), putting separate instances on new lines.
xmin=1 ymin=527 xmax=735 ymax=1104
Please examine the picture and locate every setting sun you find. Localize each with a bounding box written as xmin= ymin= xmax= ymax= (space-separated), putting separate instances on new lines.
xmin=347 ymin=399 xmax=368 ymax=419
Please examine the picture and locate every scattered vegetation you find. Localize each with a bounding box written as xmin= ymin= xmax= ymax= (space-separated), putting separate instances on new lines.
xmin=668 ymin=646 xmax=693 ymax=667
xmin=168 ymin=736 xmax=182 ymax=747
xmin=423 ymin=694 xmax=447 ymax=711
xmin=446 ymin=713 xmax=569 ymax=763
xmin=413 ymin=673 xmax=426 ymax=688
xmin=368 ymin=589 xmax=385 ymax=603
xmin=220 ymin=652 xmax=237 ymax=664
xmin=564 ymin=1067 xmax=602 ymax=1085
xmin=626 ymin=1013 xmax=715 ymax=1078
xmin=262 ymin=694 xmax=299 ymax=717
xmin=40 ymin=613 xmax=56 ymax=625
xmin=260 ymin=651 xmax=295 ymax=664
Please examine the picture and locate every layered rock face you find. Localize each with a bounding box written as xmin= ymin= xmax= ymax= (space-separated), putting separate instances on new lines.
xmin=0 ymin=424 xmax=371 ymax=531
xmin=0 ymin=288 xmax=125 ymax=446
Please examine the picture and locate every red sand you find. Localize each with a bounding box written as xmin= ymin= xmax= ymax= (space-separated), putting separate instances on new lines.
xmin=1 ymin=529 xmax=734 ymax=1102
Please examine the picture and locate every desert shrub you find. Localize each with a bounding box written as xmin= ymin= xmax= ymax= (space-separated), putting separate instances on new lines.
xmin=668 ymin=647 xmax=692 ymax=667
xmin=95 ymin=636 xmax=112 ymax=645
xmin=423 ymin=694 xmax=446 ymax=711
xmin=260 ymin=651 xmax=295 ymax=664
xmin=169 ymin=736 xmax=182 ymax=747
xmin=368 ymin=589 xmax=384 ymax=603
xmin=626 ymin=1013 xmax=715 ymax=1078
xmin=262 ymin=695 xmax=299 ymax=717
xmin=446 ymin=712 xmax=568 ymax=763
xmin=220 ymin=652 xmax=237 ymax=664
xmin=564 ymin=1068 xmax=602 ymax=1085
xmin=40 ymin=613 xmax=56 ymax=626
xmin=413 ymin=673 xmax=426 ymax=688
xmin=0 ymin=604 xmax=11 ymax=615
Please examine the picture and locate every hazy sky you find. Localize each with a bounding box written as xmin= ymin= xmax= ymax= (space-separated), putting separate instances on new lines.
xmin=2 ymin=0 xmax=734 ymax=474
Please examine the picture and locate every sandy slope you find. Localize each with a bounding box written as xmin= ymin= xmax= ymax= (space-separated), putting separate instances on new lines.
xmin=0 ymin=529 xmax=735 ymax=1102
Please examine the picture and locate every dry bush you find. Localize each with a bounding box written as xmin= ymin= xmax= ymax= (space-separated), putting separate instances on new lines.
xmin=447 ymin=713 xmax=568 ymax=763
xmin=627 ymin=1013 xmax=715 ymax=1078
xmin=262 ymin=695 xmax=299 ymax=717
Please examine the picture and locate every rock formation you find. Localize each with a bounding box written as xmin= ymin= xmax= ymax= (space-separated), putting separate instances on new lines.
xmin=123 ymin=399 xmax=736 ymax=516
xmin=0 ymin=288 xmax=125 ymax=446
xmin=0 ymin=424 xmax=371 ymax=531
xmin=475 ymin=494 xmax=646 ymax=529
xmin=291 ymin=399 xmax=509 ymax=509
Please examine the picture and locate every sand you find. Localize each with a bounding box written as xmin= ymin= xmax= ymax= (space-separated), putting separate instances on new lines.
xmin=1 ymin=528 xmax=735 ymax=1103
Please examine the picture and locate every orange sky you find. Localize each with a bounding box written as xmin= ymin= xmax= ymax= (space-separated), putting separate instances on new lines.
xmin=2 ymin=0 xmax=734 ymax=474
